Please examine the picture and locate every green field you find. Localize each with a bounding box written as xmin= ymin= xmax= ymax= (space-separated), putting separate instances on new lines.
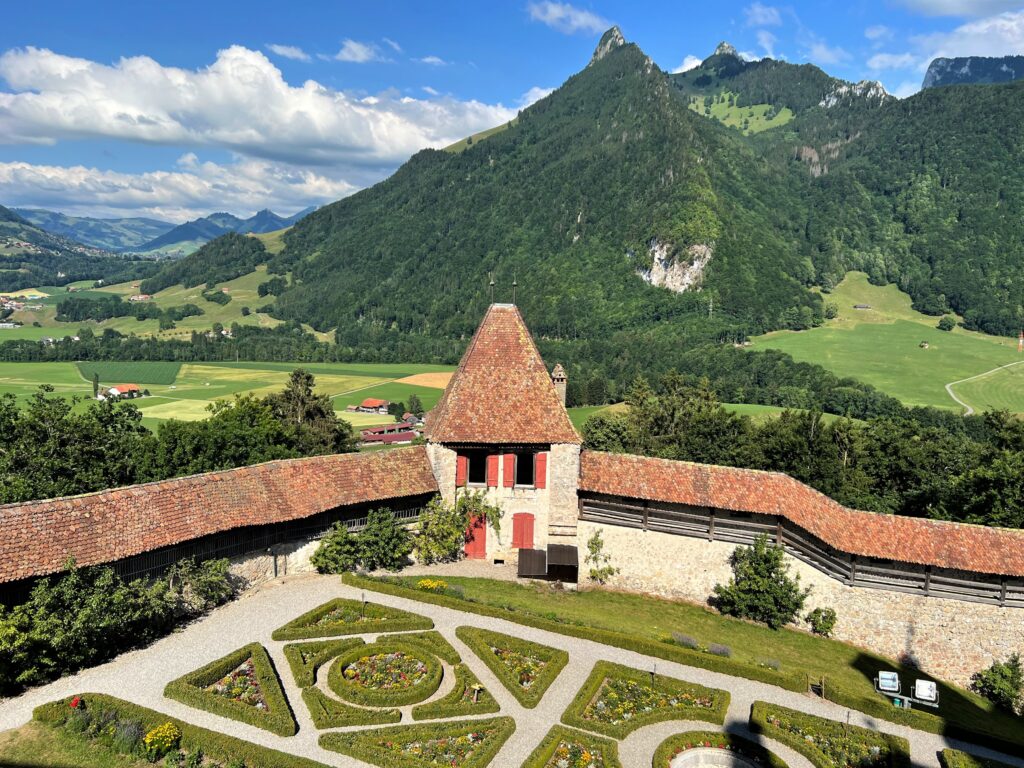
xmin=688 ymin=91 xmax=794 ymax=134
xmin=756 ymin=272 xmax=1023 ymax=413
xmin=77 ymin=361 xmax=182 ymax=386
xmin=568 ymin=401 xmax=848 ymax=432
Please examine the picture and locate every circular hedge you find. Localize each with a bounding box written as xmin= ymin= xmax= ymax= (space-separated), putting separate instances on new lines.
xmin=653 ymin=731 xmax=788 ymax=768
xmin=327 ymin=640 xmax=443 ymax=707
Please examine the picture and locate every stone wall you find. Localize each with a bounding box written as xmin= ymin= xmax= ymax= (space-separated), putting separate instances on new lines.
xmin=228 ymin=539 xmax=320 ymax=589
xmin=579 ymin=520 xmax=1024 ymax=687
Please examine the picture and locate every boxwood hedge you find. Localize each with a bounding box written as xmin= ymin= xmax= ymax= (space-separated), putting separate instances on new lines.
xmin=271 ymin=597 xmax=433 ymax=641
xmin=750 ymin=702 xmax=910 ymax=768
xmin=283 ymin=638 xmax=364 ymax=688
xmin=34 ymin=694 xmax=324 ymax=768
xmin=456 ymin=625 xmax=569 ymax=708
xmin=521 ymin=724 xmax=622 ymax=768
xmin=163 ymin=642 xmax=297 ymax=736
xmin=940 ymin=750 xmax=1017 ymax=768
xmin=384 ymin=629 xmax=462 ymax=665
xmin=412 ymin=662 xmax=500 ymax=720
xmin=327 ymin=639 xmax=443 ymax=707
xmin=301 ymin=686 xmax=400 ymax=729
xmin=561 ymin=660 xmax=729 ymax=739
xmin=652 ymin=730 xmax=788 ymax=768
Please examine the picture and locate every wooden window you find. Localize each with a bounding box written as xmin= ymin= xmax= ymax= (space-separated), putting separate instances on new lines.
xmin=534 ymin=452 xmax=548 ymax=489
xmin=512 ymin=513 xmax=535 ymax=549
xmin=502 ymin=453 xmax=516 ymax=488
xmin=486 ymin=454 xmax=499 ymax=487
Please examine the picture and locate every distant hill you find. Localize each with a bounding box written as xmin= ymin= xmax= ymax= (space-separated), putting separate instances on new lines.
xmin=134 ymin=207 xmax=316 ymax=256
xmin=13 ymin=208 xmax=173 ymax=251
xmin=923 ymin=55 xmax=1024 ymax=89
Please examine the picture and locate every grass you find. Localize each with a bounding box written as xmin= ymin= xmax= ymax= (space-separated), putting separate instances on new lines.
xmin=0 ymin=721 xmax=150 ymax=768
xmin=568 ymin=401 xmax=848 ymax=432
xmin=76 ymin=361 xmax=181 ymax=386
xmin=249 ymin=227 xmax=290 ymax=254
xmin=688 ymin=92 xmax=794 ymax=134
xmin=756 ymin=272 xmax=1024 ymax=413
xmin=444 ymin=119 xmax=516 ymax=152
xmin=331 ymin=381 xmax=447 ymax=412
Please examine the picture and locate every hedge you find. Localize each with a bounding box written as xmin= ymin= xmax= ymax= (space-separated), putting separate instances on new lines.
xmin=283 ymin=638 xmax=364 ymax=688
xmin=750 ymin=702 xmax=911 ymax=768
xmin=652 ymin=730 xmax=788 ymax=768
xmin=412 ymin=662 xmax=500 ymax=720
xmin=163 ymin=643 xmax=297 ymax=737
xmin=319 ymin=716 xmax=516 ymax=768
xmin=456 ymin=625 xmax=569 ymax=708
xmin=33 ymin=694 xmax=325 ymax=768
xmin=940 ymin=750 xmax=1017 ymax=768
xmin=345 ymin=573 xmax=805 ymax=691
xmin=271 ymin=597 xmax=433 ymax=641
xmin=561 ymin=660 xmax=729 ymax=739
xmin=301 ymin=686 xmax=400 ymax=729
xmin=327 ymin=639 xmax=443 ymax=708
xmin=521 ymin=724 xmax=622 ymax=768
xmin=384 ymin=629 xmax=462 ymax=665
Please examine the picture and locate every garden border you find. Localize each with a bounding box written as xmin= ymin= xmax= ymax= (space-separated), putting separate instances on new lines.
xmin=327 ymin=639 xmax=443 ymax=708
xmin=283 ymin=638 xmax=364 ymax=688
xmin=939 ymin=749 xmax=1017 ymax=768
xmin=456 ymin=625 xmax=569 ymax=709
xmin=521 ymin=723 xmax=623 ymax=768
xmin=412 ymin=662 xmax=501 ymax=721
xmin=271 ymin=597 xmax=433 ymax=641
xmin=301 ymin=686 xmax=401 ymax=729
xmin=651 ymin=729 xmax=789 ymax=768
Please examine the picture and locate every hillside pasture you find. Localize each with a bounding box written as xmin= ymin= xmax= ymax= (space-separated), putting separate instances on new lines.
xmin=76 ymin=361 xmax=182 ymax=386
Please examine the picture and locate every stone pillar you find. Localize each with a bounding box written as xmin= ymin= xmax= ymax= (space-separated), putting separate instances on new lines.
xmin=551 ymin=363 xmax=567 ymax=406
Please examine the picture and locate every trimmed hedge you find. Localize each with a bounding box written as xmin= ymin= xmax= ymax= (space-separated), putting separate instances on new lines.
xmin=163 ymin=643 xmax=297 ymax=737
xmin=33 ymin=694 xmax=326 ymax=768
xmin=327 ymin=639 xmax=443 ymax=707
xmin=271 ymin=597 xmax=433 ymax=640
xmin=319 ymin=716 xmax=516 ymax=768
xmin=561 ymin=660 xmax=729 ymax=739
xmin=750 ymin=702 xmax=911 ymax=768
xmin=283 ymin=638 xmax=364 ymax=688
xmin=940 ymin=750 xmax=1017 ymax=768
xmin=301 ymin=686 xmax=400 ymax=729
xmin=384 ymin=629 xmax=462 ymax=665
xmin=412 ymin=662 xmax=500 ymax=720
xmin=652 ymin=730 xmax=788 ymax=768
xmin=345 ymin=574 xmax=805 ymax=690
xmin=521 ymin=724 xmax=622 ymax=768
xmin=456 ymin=625 xmax=569 ymax=709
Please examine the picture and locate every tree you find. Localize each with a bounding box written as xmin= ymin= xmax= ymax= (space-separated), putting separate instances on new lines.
xmin=712 ymin=535 xmax=810 ymax=629
xmin=359 ymin=508 xmax=413 ymax=571
xmin=264 ymin=369 xmax=357 ymax=454
xmin=310 ymin=522 xmax=362 ymax=574
xmin=92 ymin=371 xmax=99 ymax=398
xmin=937 ymin=315 xmax=956 ymax=331
xmin=972 ymin=654 xmax=1023 ymax=713
xmin=584 ymin=529 xmax=618 ymax=584
xmin=407 ymin=393 xmax=424 ymax=417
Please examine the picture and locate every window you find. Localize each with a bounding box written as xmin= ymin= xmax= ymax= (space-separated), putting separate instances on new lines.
xmin=514 ymin=451 xmax=535 ymax=486
xmin=465 ymin=450 xmax=488 ymax=485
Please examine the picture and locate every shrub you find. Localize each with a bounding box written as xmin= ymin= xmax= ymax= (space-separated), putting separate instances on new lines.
xmin=271 ymin=598 xmax=432 ymax=641
xmin=456 ymin=625 xmax=569 ymax=708
xmin=360 ymin=508 xmax=413 ymax=571
xmin=972 ymin=654 xmax=1023 ymax=713
xmin=143 ymin=721 xmax=181 ymax=760
xmin=327 ymin=639 xmax=443 ymax=708
xmin=411 ymin=663 xmax=499 ymax=720
xmin=283 ymin=638 xmax=364 ymax=688
xmin=712 ymin=535 xmax=810 ymax=629
xmin=301 ymin=686 xmax=400 ymax=729
xmin=653 ymin=730 xmax=789 ymax=768
xmin=940 ymin=750 xmax=1017 ymax=768
xmin=310 ymin=522 xmax=361 ymax=574
xmin=417 ymin=577 xmax=448 ymax=592
xmin=415 ymin=495 xmax=474 ymax=565
xmin=938 ymin=315 xmax=956 ymax=331
xmin=584 ymin=529 xmax=619 ymax=584
xmin=806 ymin=607 xmax=838 ymax=637
xmin=111 ymin=718 xmax=144 ymax=754
xmin=708 ymin=643 xmax=731 ymax=657
xmin=386 ymin=629 xmax=462 ymax=665
xmin=520 ymin=724 xmax=622 ymax=768
xmin=672 ymin=632 xmax=700 ymax=650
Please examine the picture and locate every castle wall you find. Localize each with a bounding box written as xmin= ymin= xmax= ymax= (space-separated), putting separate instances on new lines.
xmin=578 ymin=520 xmax=1024 ymax=687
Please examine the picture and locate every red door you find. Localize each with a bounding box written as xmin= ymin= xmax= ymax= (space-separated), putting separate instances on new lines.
xmin=512 ymin=513 xmax=535 ymax=549
xmin=465 ymin=514 xmax=487 ymax=559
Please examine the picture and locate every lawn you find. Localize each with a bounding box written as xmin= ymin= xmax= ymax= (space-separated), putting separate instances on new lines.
xmin=688 ymin=92 xmax=794 ymax=134
xmin=331 ymin=381 xmax=448 ymax=413
xmin=0 ymin=362 xmax=90 ymax=403
xmin=77 ymin=361 xmax=182 ymax=386
xmin=756 ymin=272 xmax=1022 ymax=413
xmin=0 ymin=721 xmax=149 ymax=768
xmin=567 ymin=402 xmax=847 ymax=432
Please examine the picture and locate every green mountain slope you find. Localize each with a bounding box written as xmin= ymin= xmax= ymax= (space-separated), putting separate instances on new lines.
xmin=12 ymin=209 xmax=173 ymax=251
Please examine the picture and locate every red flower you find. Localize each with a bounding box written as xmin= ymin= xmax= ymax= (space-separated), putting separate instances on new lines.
xmin=69 ymin=696 xmax=81 ymax=709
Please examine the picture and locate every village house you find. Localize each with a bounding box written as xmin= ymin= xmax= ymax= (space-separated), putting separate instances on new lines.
xmin=353 ymin=397 xmax=390 ymax=414
xmin=98 ymin=383 xmax=143 ymax=400
xmin=360 ymin=422 xmax=421 ymax=446
xmin=128 ymin=294 xmax=153 ymax=302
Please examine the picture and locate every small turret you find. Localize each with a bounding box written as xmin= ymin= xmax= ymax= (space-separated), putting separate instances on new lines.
xmin=551 ymin=363 xmax=567 ymax=406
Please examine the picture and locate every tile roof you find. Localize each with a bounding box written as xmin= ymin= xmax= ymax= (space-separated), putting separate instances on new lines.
xmin=425 ymin=304 xmax=580 ymax=445
xmin=579 ymin=450 xmax=1024 ymax=578
xmin=0 ymin=447 xmax=438 ymax=585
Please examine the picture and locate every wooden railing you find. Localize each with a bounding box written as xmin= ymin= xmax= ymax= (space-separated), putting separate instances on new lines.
xmin=579 ymin=494 xmax=1024 ymax=608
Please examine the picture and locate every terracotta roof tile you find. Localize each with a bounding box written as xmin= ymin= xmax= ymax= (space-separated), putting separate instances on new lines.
xmin=425 ymin=304 xmax=580 ymax=445
xmin=579 ymin=451 xmax=1024 ymax=578
xmin=0 ymin=447 xmax=438 ymax=584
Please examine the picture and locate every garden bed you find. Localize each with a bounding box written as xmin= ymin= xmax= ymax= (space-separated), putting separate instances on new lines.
xmin=412 ymin=662 xmax=500 ymax=720
xmin=271 ymin=597 xmax=432 ymax=641
xmin=327 ymin=639 xmax=443 ymax=707
xmin=284 ymin=638 xmax=364 ymax=688
xmin=163 ymin=643 xmax=297 ymax=736
xmin=521 ymin=724 xmax=622 ymax=768
xmin=301 ymin=686 xmax=401 ymax=729
xmin=940 ymin=750 xmax=1018 ymax=768
xmin=561 ymin=661 xmax=729 ymax=739
xmin=652 ymin=730 xmax=788 ymax=768
xmin=456 ymin=625 xmax=569 ymax=708
xmin=749 ymin=702 xmax=910 ymax=768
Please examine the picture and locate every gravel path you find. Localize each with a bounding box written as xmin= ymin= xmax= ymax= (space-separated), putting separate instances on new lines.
xmin=1 ymin=572 xmax=1022 ymax=768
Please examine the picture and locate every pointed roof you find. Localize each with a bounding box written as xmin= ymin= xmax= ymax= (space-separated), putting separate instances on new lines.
xmin=426 ymin=304 xmax=580 ymax=445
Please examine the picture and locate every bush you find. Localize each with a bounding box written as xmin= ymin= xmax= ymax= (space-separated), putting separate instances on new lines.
xmin=455 ymin=625 xmax=569 ymax=708
xmin=708 ymin=643 xmax=731 ymax=657
xmin=653 ymin=730 xmax=789 ymax=768
xmin=712 ymin=535 xmax=810 ymax=629
xmin=940 ymin=750 xmax=1017 ymax=768
xmin=806 ymin=607 xmax=838 ymax=637
xmin=310 ymin=522 xmax=361 ymax=573
xmin=326 ymin=639 xmax=443 ymax=708
xmin=389 ymin=629 xmax=462 ymax=665
xmin=584 ymin=529 xmax=618 ymax=584
xmin=415 ymin=494 xmax=499 ymax=565
xmin=411 ymin=663 xmax=499 ymax=720
xmin=143 ymin=721 xmax=181 ymax=760
xmin=360 ymin=508 xmax=413 ymax=571
xmin=283 ymin=638 xmax=364 ymax=688
xmin=271 ymin=598 xmax=432 ymax=641
xmin=521 ymin=724 xmax=622 ymax=768
xmin=938 ymin=315 xmax=957 ymax=331
xmin=302 ymin=686 xmax=400 ymax=729
xmin=972 ymin=654 xmax=1023 ymax=713
xmin=672 ymin=632 xmax=699 ymax=650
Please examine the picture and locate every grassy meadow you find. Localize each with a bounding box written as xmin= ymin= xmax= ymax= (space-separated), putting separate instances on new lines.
xmin=688 ymin=92 xmax=794 ymax=134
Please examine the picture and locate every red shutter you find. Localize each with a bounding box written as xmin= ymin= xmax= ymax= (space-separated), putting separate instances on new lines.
xmin=456 ymin=454 xmax=467 ymax=487
xmin=513 ymin=513 xmax=535 ymax=549
xmin=534 ymin=452 xmax=548 ymax=489
xmin=503 ymin=454 xmax=516 ymax=487
xmin=486 ymin=454 xmax=499 ymax=487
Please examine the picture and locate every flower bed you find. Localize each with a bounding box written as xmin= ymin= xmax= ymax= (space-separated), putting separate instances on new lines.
xmin=328 ymin=640 xmax=443 ymax=707
xmin=412 ymin=663 xmax=500 ymax=721
xmin=271 ymin=598 xmax=433 ymax=641
xmin=521 ymin=724 xmax=622 ymax=768
xmin=319 ymin=716 xmax=516 ymax=768
xmin=164 ymin=643 xmax=297 ymax=737
xmin=652 ymin=730 xmax=788 ymax=768
xmin=301 ymin=686 xmax=400 ymax=729
xmin=33 ymin=694 xmax=328 ymax=768
xmin=750 ymin=702 xmax=910 ymax=768
xmin=284 ymin=638 xmax=365 ymax=688
xmin=561 ymin=661 xmax=729 ymax=739
xmin=456 ymin=625 xmax=568 ymax=708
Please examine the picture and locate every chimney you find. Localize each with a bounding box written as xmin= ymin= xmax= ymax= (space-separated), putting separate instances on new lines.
xmin=551 ymin=363 xmax=567 ymax=406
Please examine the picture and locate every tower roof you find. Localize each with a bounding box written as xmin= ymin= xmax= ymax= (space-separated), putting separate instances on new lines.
xmin=426 ymin=304 xmax=580 ymax=445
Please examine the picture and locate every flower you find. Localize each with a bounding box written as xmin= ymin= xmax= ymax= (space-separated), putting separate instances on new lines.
xmin=68 ymin=696 xmax=81 ymax=709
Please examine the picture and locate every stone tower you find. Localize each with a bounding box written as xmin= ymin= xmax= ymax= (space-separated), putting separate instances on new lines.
xmin=551 ymin=363 xmax=567 ymax=406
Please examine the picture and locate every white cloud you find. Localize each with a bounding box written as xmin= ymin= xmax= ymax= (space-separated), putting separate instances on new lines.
xmin=738 ymin=50 xmax=761 ymax=62
xmin=745 ymin=2 xmax=782 ymax=27
xmin=864 ymin=25 xmax=893 ymax=42
xmin=913 ymin=10 xmax=1024 ymax=59
xmin=806 ymin=41 xmax=850 ymax=65
xmin=896 ymin=0 xmax=1023 ymax=16
xmin=867 ymin=52 xmax=917 ymax=69
xmin=671 ymin=55 xmax=702 ymax=73
xmin=422 ymin=85 xmax=440 ymax=96
xmin=0 ymin=45 xmax=519 ymax=169
xmin=383 ymin=38 xmax=402 ymax=53
xmin=757 ymin=30 xmax=778 ymax=57
xmin=266 ymin=44 xmax=310 ymax=62
xmin=334 ymin=39 xmax=381 ymax=63
xmin=527 ymin=1 xmax=610 ymax=35
xmin=519 ymin=86 xmax=555 ymax=106
xmin=415 ymin=55 xmax=448 ymax=66
xmin=891 ymin=80 xmax=922 ymax=98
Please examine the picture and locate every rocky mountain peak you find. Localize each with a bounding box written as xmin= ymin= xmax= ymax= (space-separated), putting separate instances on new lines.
xmin=713 ymin=41 xmax=739 ymax=58
xmin=590 ymin=26 xmax=626 ymax=65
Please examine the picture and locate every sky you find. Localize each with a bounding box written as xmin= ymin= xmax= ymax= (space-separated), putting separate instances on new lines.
xmin=1 ymin=0 xmax=1023 ymax=223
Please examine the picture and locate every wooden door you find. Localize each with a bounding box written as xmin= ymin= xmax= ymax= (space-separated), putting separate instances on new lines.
xmin=465 ymin=514 xmax=487 ymax=559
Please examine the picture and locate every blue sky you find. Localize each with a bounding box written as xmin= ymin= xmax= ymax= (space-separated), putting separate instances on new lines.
xmin=1 ymin=0 xmax=1022 ymax=222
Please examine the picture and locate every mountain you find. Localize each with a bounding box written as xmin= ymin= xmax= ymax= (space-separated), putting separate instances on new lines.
xmin=133 ymin=207 xmax=317 ymax=256
xmin=12 ymin=209 xmax=174 ymax=251
xmin=923 ymin=55 xmax=1024 ymax=89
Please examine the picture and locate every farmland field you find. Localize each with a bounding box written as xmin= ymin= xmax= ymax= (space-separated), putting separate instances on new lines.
xmin=77 ymin=361 xmax=182 ymax=385
xmin=755 ymin=272 xmax=1024 ymax=413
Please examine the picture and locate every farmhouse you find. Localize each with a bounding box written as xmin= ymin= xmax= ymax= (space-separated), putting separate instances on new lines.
xmin=99 ymin=383 xmax=142 ymax=400
xmin=355 ymin=397 xmax=390 ymax=414
xmin=128 ymin=294 xmax=153 ymax=302
xmin=1 ymin=303 xmax=1023 ymax=686
xmin=360 ymin=422 xmax=421 ymax=446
